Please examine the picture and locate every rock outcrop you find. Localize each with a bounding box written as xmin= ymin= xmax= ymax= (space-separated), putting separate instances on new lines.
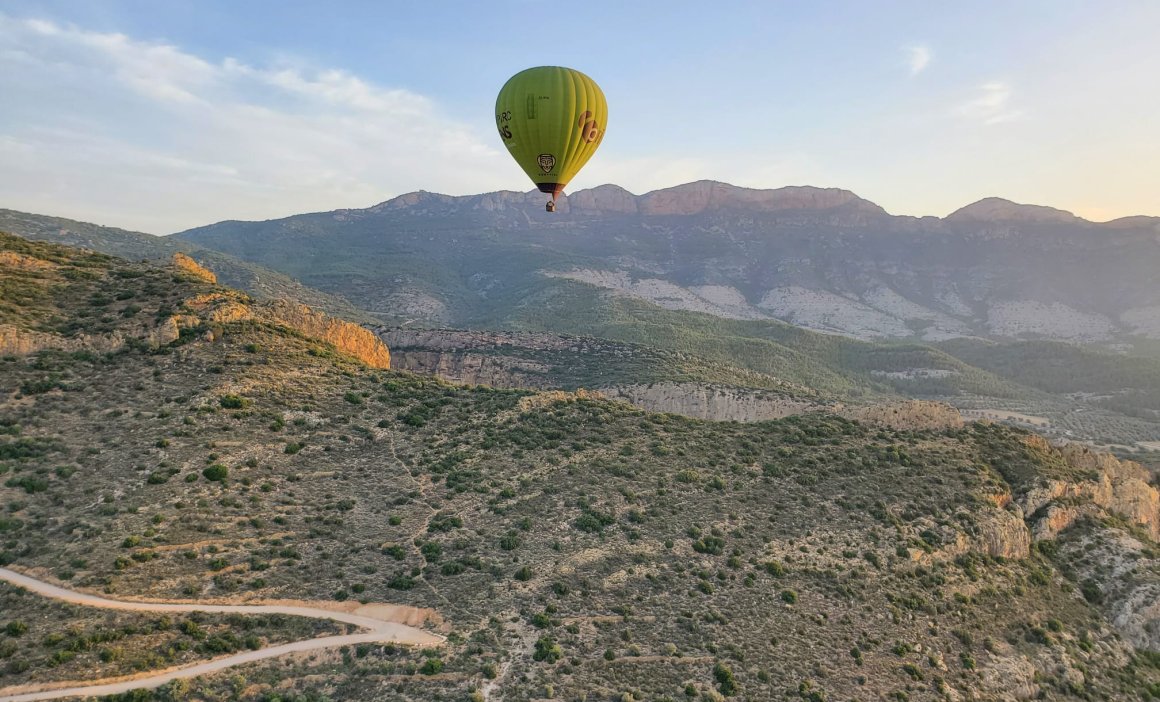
xmin=0 ymin=251 xmax=56 ymax=271
xmin=263 ymin=300 xmax=390 ymax=369
xmin=146 ymin=314 xmax=202 ymax=347
xmin=974 ymin=506 xmax=1033 ymax=559
xmin=0 ymin=324 xmax=124 ymax=356
xmin=172 ymin=252 xmax=217 ymax=284
xmin=1019 ymin=436 xmax=1159 ymax=540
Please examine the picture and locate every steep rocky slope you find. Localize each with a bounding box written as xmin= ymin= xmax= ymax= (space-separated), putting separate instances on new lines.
xmin=2 ymin=233 xmax=1157 ymax=701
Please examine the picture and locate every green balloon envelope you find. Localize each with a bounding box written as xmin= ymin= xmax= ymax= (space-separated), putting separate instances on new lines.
xmin=495 ymin=66 xmax=608 ymax=205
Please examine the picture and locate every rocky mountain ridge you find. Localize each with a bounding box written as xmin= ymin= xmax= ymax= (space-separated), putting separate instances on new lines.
xmin=175 ymin=180 xmax=1160 ymax=346
xmin=367 ymin=181 xmax=1147 ymax=224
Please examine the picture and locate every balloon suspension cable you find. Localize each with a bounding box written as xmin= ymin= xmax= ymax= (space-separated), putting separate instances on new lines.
xmin=546 ymin=200 xmax=556 ymax=213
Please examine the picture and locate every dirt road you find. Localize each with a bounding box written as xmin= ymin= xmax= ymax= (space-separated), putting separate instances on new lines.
xmin=0 ymin=567 xmax=443 ymax=702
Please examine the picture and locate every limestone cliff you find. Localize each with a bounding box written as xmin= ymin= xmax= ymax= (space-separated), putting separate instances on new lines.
xmin=391 ymin=350 xmax=552 ymax=389
xmin=597 ymin=383 xmax=817 ymax=422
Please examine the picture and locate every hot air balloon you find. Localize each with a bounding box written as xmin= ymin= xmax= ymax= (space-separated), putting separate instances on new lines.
xmin=495 ymin=66 xmax=607 ymax=212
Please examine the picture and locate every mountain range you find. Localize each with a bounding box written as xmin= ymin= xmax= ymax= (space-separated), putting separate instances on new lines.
xmin=171 ymin=180 xmax=1160 ymax=346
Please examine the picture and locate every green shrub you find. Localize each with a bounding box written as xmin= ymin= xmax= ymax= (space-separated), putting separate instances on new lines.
xmin=714 ymin=662 xmax=737 ymax=695
xmin=1080 ymin=579 xmax=1104 ymax=604
xmin=202 ymin=464 xmax=229 ymax=482
xmin=5 ymin=475 xmax=49 ymax=494
xmin=388 ymin=574 xmax=415 ymax=590
xmin=219 ymin=395 xmax=250 ymax=410
xmin=428 ymin=514 xmax=463 ymax=532
xmin=574 ymin=509 xmax=615 ymax=534
xmin=533 ymin=637 xmax=562 ymax=663
xmin=693 ymin=536 xmax=725 ymax=555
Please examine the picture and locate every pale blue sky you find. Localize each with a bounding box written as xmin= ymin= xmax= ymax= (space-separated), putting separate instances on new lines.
xmin=1 ymin=1 xmax=1157 ymax=232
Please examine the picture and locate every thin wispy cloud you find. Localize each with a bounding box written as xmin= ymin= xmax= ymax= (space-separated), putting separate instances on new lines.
xmin=0 ymin=14 xmax=508 ymax=232
xmin=955 ymin=82 xmax=1025 ymax=125
xmin=905 ymin=45 xmax=932 ymax=76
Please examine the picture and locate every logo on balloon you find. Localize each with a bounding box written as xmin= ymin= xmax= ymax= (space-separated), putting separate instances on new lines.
xmin=495 ymin=111 xmax=513 ymax=140
xmin=537 ymin=154 xmax=556 ymax=173
xmin=578 ymin=111 xmax=600 ymax=143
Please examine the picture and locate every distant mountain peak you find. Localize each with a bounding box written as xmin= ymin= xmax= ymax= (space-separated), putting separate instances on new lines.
xmin=946 ymin=197 xmax=1083 ymax=224
xmin=633 ymin=181 xmax=886 ymax=216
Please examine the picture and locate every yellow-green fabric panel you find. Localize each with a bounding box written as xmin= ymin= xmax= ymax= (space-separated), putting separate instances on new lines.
xmin=495 ymin=66 xmax=607 ymax=194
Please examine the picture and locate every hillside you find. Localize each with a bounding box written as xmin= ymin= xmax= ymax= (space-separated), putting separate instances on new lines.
xmin=0 ymin=209 xmax=369 ymax=324
xmin=1 ymin=232 xmax=1159 ymax=701
xmin=174 ymin=180 xmax=1160 ymax=347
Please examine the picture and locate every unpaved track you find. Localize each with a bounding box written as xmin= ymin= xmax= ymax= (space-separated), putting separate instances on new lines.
xmin=0 ymin=568 xmax=443 ymax=702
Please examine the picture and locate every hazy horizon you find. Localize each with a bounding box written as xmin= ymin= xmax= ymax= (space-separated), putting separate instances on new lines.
xmin=2 ymin=1 xmax=1158 ymax=233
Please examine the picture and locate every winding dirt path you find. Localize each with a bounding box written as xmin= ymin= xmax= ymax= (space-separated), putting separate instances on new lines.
xmin=0 ymin=568 xmax=443 ymax=702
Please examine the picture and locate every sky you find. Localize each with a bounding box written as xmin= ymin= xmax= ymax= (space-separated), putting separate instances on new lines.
xmin=1 ymin=1 xmax=1158 ymax=233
